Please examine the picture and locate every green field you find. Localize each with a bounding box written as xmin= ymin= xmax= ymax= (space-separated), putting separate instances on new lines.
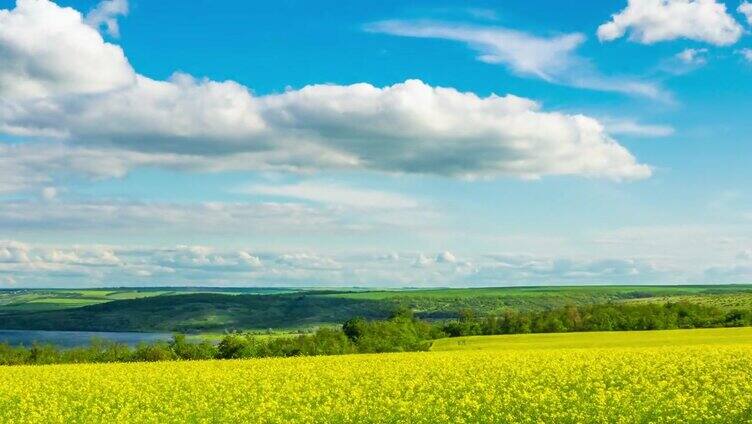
xmin=0 ymin=289 xmax=175 ymax=313
xmin=328 ymin=285 xmax=752 ymax=314
xmin=431 ymin=326 xmax=752 ymax=351
xmin=0 ymin=287 xmax=300 ymax=314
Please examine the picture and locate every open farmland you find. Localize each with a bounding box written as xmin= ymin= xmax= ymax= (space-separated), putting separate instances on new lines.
xmin=3 ymin=328 xmax=752 ymax=423
xmin=431 ymin=326 xmax=752 ymax=351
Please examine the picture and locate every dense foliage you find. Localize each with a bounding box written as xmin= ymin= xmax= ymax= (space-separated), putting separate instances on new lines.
xmin=0 ymin=293 xmax=395 ymax=332
xmin=0 ymin=311 xmax=437 ymax=365
xmin=2 ymin=301 xmax=752 ymax=366
xmin=440 ymin=301 xmax=752 ymax=337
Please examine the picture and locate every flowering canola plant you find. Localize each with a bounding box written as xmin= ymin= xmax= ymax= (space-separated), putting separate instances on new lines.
xmin=1 ymin=340 xmax=752 ymax=422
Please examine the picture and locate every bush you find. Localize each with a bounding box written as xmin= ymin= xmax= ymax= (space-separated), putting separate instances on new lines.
xmin=132 ymin=342 xmax=177 ymax=362
xmin=170 ymin=334 xmax=218 ymax=360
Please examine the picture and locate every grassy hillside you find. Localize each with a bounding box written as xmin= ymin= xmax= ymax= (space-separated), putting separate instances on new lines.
xmin=2 ymin=285 xmax=752 ymax=333
xmin=0 ymin=287 xmax=299 ymax=314
xmin=3 ymin=328 xmax=752 ymax=422
xmin=327 ymin=285 xmax=752 ymax=315
xmin=0 ymin=293 xmax=394 ymax=332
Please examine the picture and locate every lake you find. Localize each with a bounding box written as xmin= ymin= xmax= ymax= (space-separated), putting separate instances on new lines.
xmin=0 ymin=330 xmax=172 ymax=347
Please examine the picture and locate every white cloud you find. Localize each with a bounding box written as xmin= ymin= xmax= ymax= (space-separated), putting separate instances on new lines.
xmin=676 ymin=47 xmax=709 ymax=65
xmin=3 ymin=236 xmax=752 ymax=287
xmin=0 ymin=240 xmax=702 ymax=287
xmin=3 ymin=79 xmax=653 ymax=180
xmin=0 ymin=0 xmax=134 ymax=99
xmin=413 ymin=253 xmax=434 ymax=268
xmin=85 ymin=0 xmax=128 ymax=38
xmin=0 ymin=194 xmax=445 ymax=248
xmin=40 ymin=186 xmax=57 ymax=201
xmin=366 ymin=20 xmax=666 ymax=100
xmin=660 ymin=48 xmax=710 ymax=74
xmin=0 ymin=240 xmax=121 ymax=269
xmin=436 ymin=251 xmax=457 ymax=263
xmin=275 ymin=253 xmax=343 ymax=271
xmin=471 ymin=254 xmax=667 ymax=284
xmin=601 ymin=118 xmax=675 ymax=137
xmin=597 ymin=0 xmax=743 ymax=46
xmin=238 ymin=251 xmax=263 ymax=267
xmin=0 ymin=0 xmax=652 ymax=184
xmin=0 ymin=199 xmax=357 ymax=233
xmin=242 ymin=182 xmax=419 ymax=209
xmin=0 ymin=142 xmax=178 ymax=194
xmin=739 ymin=1 xmax=752 ymax=25
xmin=366 ymin=20 xmax=584 ymax=82
xmin=738 ymin=48 xmax=752 ymax=62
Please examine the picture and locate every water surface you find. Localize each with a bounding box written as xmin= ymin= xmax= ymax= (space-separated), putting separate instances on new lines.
xmin=0 ymin=329 xmax=171 ymax=347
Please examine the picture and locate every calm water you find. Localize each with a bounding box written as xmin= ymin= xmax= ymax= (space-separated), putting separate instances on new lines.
xmin=0 ymin=330 xmax=172 ymax=347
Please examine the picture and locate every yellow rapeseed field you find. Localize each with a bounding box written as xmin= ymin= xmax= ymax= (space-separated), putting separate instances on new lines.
xmin=2 ymin=328 xmax=752 ymax=423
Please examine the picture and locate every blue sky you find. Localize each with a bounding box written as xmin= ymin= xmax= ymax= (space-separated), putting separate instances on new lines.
xmin=1 ymin=0 xmax=751 ymax=287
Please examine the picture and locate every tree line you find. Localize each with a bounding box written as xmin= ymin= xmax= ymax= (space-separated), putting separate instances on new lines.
xmin=1 ymin=301 xmax=751 ymax=366
xmin=0 ymin=308 xmax=439 ymax=365
xmin=441 ymin=301 xmax=752 ymax=337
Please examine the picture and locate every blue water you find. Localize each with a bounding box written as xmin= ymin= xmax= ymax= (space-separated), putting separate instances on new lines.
xmin=0 ymin=330 xmax=172 ymax=348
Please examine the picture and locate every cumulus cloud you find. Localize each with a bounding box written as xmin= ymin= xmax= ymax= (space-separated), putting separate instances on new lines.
xmin=238 ymin=251 xmax=263 ymax=267
xmin=597 ymin=0 xmax=743 ymax=45
xmin=85 ymin=0 xmax=128 ymax=37
xmin=0 ymin=240 xmax=121 ymax=273
xmin=0 ymin=0 xmax=652 ymax=183
xmin=3 ymin=78 xmax=653 ymax=181
xmin=0 ymin=0 xmax=134 ymax=99
xmin=660 ymin=48 xmax=711 ymax=74
xmin=275 ymin=253 xmax=343 ymax=271
xmin=436 ymin=251 xmax=458 ymax=263
xmin=366 ymin=20 xmax=666 ymax=100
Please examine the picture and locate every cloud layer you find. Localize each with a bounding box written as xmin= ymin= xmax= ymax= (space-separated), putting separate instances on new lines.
xmin=597 ymin=0 xmax=743 ymax=45
xmin=3 ymin=239 xmax=750 ymax=288
xmin=0 ymin=0 xmax=651 ymax=188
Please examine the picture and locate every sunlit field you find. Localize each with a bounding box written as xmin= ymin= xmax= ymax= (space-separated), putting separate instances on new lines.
xmin=3 ymin=328 xmax=752 ymax=423
xmin=430 ymin=326 xmax=752 ymax=351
